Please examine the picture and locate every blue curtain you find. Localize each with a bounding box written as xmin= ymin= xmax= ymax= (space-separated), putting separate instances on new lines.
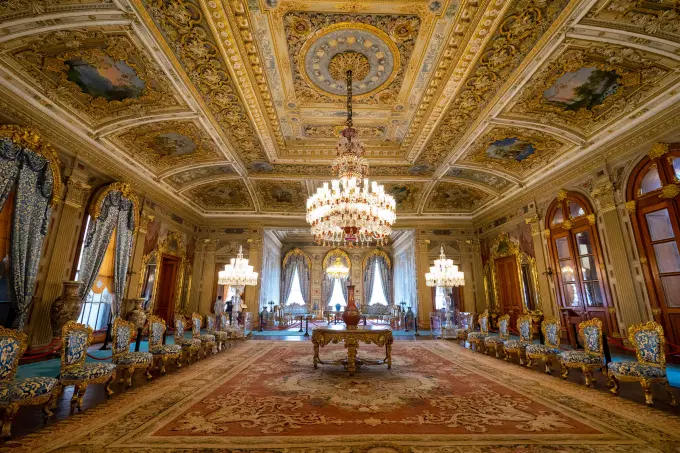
xmin=282 ymin=253 xmax=310 ymax=306
xmin=0 ymin=138 xmax=55 ymax=330
xmin=364 ymin=255 xmax=392 ymax=306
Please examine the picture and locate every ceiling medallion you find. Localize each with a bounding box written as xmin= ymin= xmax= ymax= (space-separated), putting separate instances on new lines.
xmin=306 ymin=63 xmax=396 ymax=247
xmin=300 ymin=22 xmax=400 ymax=99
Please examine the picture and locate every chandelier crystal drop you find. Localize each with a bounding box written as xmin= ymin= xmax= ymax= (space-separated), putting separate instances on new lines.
xmin=218 ymin=246 xmax=258 ymax=287
xmin=325 ymin=257 xmax=350 ymax=280
xmin=306 ymin=65 xmax=396 ymax=247
xmin=425 ymin=246 xmax=465 ymax=288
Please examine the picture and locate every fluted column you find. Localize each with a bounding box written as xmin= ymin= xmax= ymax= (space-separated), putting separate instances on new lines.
xmin=415 ymin=238 xmax=432 ymax=328
xmin=122 ymin=213 xmax=154 ymax=317
xmin=198 ymin=239 xmax=219 ymax=315
xmin=28 ymin=172 xmax=91 ymax=347
xmin=244 ymin=237 xmax=263 ymax=324
xmin=525 ymin=216 xmax=556 ymax=317
xmin=591 ymin=179 xmax=643 ymax=336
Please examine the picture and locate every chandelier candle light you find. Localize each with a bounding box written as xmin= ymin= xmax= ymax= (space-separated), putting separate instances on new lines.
xmin=218 ymin=245 xmax=258 ymax=310
xmin=306 ymin=64 xmax=396 ymax=247
xmin=426 ymin=246 xmax=465 ymax=288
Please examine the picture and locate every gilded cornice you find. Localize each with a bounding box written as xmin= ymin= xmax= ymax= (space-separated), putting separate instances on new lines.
xmin=88 ymin=182 xmax=141 ymax=232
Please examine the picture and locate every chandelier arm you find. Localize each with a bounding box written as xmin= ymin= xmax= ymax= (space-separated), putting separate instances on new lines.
xmin=346 ymin=69 xmax=352 ymax=128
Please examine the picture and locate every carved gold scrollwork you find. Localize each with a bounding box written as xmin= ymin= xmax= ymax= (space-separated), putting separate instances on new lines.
xmin=88 ymin=182 xmax=140 ymax=233
xmin=659 ymin=184 xmax=680 ymax=199
xmin=649 ymin=142 xmax=670 ymax=159
xmin=625 ymin=200 xmax=637 ymax=214
xmin=586 ymin=214 xmax=596 ymax=226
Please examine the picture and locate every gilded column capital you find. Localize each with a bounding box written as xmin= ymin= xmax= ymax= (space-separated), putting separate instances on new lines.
xmin=416 ymin=239 xmax=430 ymax=252
xmin=247 ymin=237 xmax=263 ymax=249
xmin=204 ymin=238 xmax=219 ymax=253
xmin=590 ymin=181 xmax=616 ymax=212
xmin=138 ymin=213 xmax=154 ymax=234
xmin=64 ymin=178 xmax=92 ymax=209
xmin=625 ymin=200 xmax=636 ymax=215
xmin=524 ymin=215 xmax=542 ymax=235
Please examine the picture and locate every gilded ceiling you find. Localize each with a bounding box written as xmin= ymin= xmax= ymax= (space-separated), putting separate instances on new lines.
xmin=0 ymin=0 xmax=679 ymax=221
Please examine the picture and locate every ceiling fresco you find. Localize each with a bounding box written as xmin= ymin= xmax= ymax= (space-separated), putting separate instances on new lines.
xmin=0 ymin=0 xmax=678 ymax=219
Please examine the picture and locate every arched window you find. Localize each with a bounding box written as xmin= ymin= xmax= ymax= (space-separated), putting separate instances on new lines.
xmin=285 ymin=266 xmax=306 ymax=306
xmin=627 ymin=143 xmax=680 ymax=344
xmin=329 ymin=278 xmax=346 ymax=308
xmin=546 ymin=191 xmax=614 ymax=342
xmin=368 ymin=264 xmax=388 ymax=305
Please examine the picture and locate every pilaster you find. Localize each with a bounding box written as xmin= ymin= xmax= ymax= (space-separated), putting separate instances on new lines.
xmin=525 ymin=215 xmax=556 ymax=317
xmin=244 ymin=237 xmax=263 ymax=323
xmin=198 ymin=238 xmax=219 ymax=315
xmin=188 ymin=238 xmax=208 ymax=314
xmin=123 ymin=212 xmax=154 ymax=311
xmin=415 ymin=238 xmax=432 ymax=328
xmin=458 ymin=240 xmax=481 ymax=313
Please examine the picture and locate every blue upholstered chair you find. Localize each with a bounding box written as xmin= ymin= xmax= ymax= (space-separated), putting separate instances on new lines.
xmin=559 ymin=318 xmax=604 ymax=387
xmin=484 ymin=314 xmax=510 ymax=358
xmin=174 ymin=316 xmax=201 ymax=364
xmin=526 ymin=317 xmax=562 ymax=374
xmin=191 ymin=313 xmax=216 ymax=358
xmin=205 ymin=314 xmax=229 ymax=352
xmin=148 ymin=315 xmax=182 ymax=374
xmin=504 ymin=315 xmax=533 ymax=365
xmin=111 ymin=318 xmax=153 ymax=388
xmin=0 ymin=327 xmax=59 ymax=437
xmin=607 ymin=321 xmax=677 ymax=406
xmin=467 ymin=310 xmax=490 ymax=352
xmin=60 ymin=321 xmax=116 ymax=411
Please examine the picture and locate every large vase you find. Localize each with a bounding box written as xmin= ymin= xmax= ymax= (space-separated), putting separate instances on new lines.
xmin=342 ymin=284 xmax=360 ymax=329
xmin=127 ymin=297 xmax=148 ymax=330
xmin=50 ymin=281 xmax=84 ymax=338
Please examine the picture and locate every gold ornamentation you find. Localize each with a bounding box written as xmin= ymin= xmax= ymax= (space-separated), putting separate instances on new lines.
xmin=361 ymin=249 xmax=391 ymax=271
xmin=524 ymin=215 xmax=539 ymax=225
xmin=145 ymin=231 xmax=187 ymax=316
xmin=424 ymin=181 xmax=491 ymax=212
xmin=89 ymin=182 xmax=140 ymax=233
xmin=625 ymin=200 xmax=637 ymax=214
xmin=323 ymin=249 xmax=351 ymax=272
xmin=253 ymin=180 xmax=307 ymax=212
xmin=640 ymin=256 xmax=648 ymax=265
xmin=649 ymin=142 xmax=670 ymax=159
xmin=328 ymin=51 xmax=370 ymax=81
xmin=586 ymin=214 xmax=596 ymax=226
xmin=651 ymin=308 xmax=661 ymax=316
xmin=312 ymin=328 xmax=393 ymax=376
xmin=186 ymin=179 xmax=254 ymax=211
xmin=0 ymin=125 xmax=63 ymax=206
xmin=556 ymin=189 xmax=568 ymax=201
xmin=562 ymin=220 xmax=573 ymax=230
xmin=659 ymin=184 xmax=680 ymax=199
xmin=282 ymin=248 xmax=312 ymax=269
xmin=379 ymin=182 xmax=425 ymax=214
xmin=607 ymin=307 xmax=616 ymax=314
xmin=591 ymin=181 xmax=616 ymax=211
xmin=544 ymin=229 xmax=551 ymax=238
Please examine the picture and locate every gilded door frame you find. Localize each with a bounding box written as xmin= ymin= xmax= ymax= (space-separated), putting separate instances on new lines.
xmin=139 ymin=231 xmax=187 ymax=318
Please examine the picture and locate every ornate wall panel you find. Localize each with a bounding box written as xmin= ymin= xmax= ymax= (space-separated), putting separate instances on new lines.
xmin=185 ymin=179 xmax=254 ymax=212
xmin=424 ymin=181 xmax=492 ymax=213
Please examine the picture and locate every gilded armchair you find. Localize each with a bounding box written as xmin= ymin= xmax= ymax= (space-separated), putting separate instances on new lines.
xmin=220 ymin=312 xmax=244 ymax=340
xmin=467 ymin=310 xmax=490 ymax=352
xmin=111 ymin=318 xmax=153 ymax=388
xmin=504 ymin=315 xmax=533 ymax=365
xmin=174 ymin=317 xmax=201 ymax=364
xmin=60 ymin=321 xmax=116 ymax=411
xmin=0 ymin=327 xmax=59 ymax=438
xmin=147 ymin=315 xmax=182 ymax=374
xmin=484 ymin=314 xmax=510 ymax=358
xmin=191 ymin=313 xmax=216 ymax=358
xmin=526 ymin=317 xmax=562 ymax=374
xmin=559 ymin=318 xmax=604 ymax=387
xmin=206 ymin=314 xmax=229 ymax=352
xmin=607 ymin=321 xmax=677 ymax=406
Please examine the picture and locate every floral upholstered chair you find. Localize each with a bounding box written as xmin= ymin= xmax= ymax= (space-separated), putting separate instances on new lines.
xmin=607 ymin=321 xmax=676 ymax=406
xmin=484 ymin=314 xmax=510 ymax=358
xmin=111 ymin=318 xmax=153 ymax=388
xmin=504 ymin=315 xmax=533 ymax=365
xmin=559 ymin=318 xmax=604 ymax=387
xmin=206 ymin=314 xmax=229 ymax=352
xmin=148 ymin=315 xmax=182 ymax=374
xmin=0 ymin=327 xmax=59 ymax=437
xmin=467 ymin=310 xmax=490 ymax=352
xmin=191 ymin=313 xmax=216 ymax=358
xmin=174 ymin=316 xmax=201 ymax=364
xmin=219 ymin=312 xmax=240 ymax=343
xmin=526 ymin=317 xmax=562 ymax=374
xmin=60 ymin=321 xmax=116 ymax=411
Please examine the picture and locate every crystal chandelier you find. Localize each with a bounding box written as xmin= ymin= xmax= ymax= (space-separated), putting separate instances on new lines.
xmin=326 ymin=257 xmax=350 ymax=280
xmin=218 ymin=245 xmax=258 ymax=287
xmin=426 ymin=246 xmax=465 ymax=288
xmin=306 ymin=65 xmax=396 ymax=247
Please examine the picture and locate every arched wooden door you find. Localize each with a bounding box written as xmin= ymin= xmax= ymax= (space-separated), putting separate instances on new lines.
xmin=546 ymin=191 xmax=616 ymax=345
xmin=627 ymin=143 xmax=680 ymax=344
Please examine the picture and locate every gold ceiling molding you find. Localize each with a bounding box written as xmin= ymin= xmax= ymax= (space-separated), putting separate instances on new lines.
xmin=185 ymin=179 xmax=255 ymax=212
xmin=424 ymin=181 xmax=492 ymax=213
xmin=252 ymin=180 xmax=307 ymax=212
xmin=507 ymin=43 xmax=674 ymax=135
xmin=6 ymin=29 xmax=183 ymax=129
xmin=163 ymin=164 xmax=237 ymax=190
xmin=88 ymin=182 xmax=141 ymax=232
xmin=378 ymin=181 xmax=425 ymax=214
xmin=586 ymin=0 xmax=680 ymax=42
xmin=0 ymin=124 xmax=63 ymax=206
xmin=109 ymin=120 xmax=221 ymax=174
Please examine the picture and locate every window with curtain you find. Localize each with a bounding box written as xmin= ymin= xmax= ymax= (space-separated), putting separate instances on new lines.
xmin=0 ymin=192 xmax=13 ymax=325
xmin=75 ymin=215 xmax=114 ymax=331
xmin=329 ymin=278 xmax=346 ymax=308
xmin=285 ymin=266 xmax=306 ymax=306
xmin=368 ymin=264 xmax=387 ymax=305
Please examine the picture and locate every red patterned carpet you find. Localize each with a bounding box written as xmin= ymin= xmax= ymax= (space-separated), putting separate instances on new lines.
xmin=6 ymin=341 xmax=680 ymax=452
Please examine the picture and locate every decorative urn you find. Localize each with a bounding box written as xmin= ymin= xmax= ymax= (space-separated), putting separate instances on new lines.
xmin=127 ymin=297 xmax=148 ymax=330
xmin=50 ymin=281 xmax=84 ymax=338
xmin=341 ymin=284 xmax=361 ymax=328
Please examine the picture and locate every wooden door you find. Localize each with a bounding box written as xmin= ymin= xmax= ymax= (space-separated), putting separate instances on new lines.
xmin=495 ymin=255 xmax=522 ymax=327
xmin=156 ymin=255 xmax=179 ymax=326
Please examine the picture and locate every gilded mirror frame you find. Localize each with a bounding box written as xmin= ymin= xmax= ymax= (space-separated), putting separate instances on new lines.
xmin=140 ymin=231 xmax=187 ymax=317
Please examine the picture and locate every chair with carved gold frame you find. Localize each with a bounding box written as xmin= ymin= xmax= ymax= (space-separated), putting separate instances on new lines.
xmin=191 ymin=313 xmax=216 ymax=358
xmin=205 ymin=314 xmax=229 ymax=352
xmin=111 ymin=318 xmax=153 ymax=388
xmin=484 ymin=314 xmax=510 ymax=358
xmin=526 ymin=317 xmax=562 ymax=374
xmin=0 ymin=327 xmax=59 ymax=438
xmin=467 ymin=310 xmax=490 ymax=352
xmin=60 ymin=321 xmax=116 ymax=411
xmin=451 ymin=312 xmax=474 ymax=344
xmin=174 ymin=316 xmax=201 ymax=364
xmin=607 ymin=321 xmax=677 ymax=406
xmin=504 ymin=315 xmax=533 ymax=365
xmin=219 ymin=312 xmax=239 ymax=346
xmin=559 ymin=318 xmax=604 ymax=387
xmin=148 ymin=315 xmax=182 ymax=374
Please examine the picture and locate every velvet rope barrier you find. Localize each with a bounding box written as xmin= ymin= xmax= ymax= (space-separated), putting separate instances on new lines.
xmin=86 ymin=352 xmax=112 ymax=360
xmin=21 ymin=346 xmax=61 ymax=359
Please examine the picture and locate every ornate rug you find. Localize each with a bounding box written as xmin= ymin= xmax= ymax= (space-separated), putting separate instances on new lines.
xmin=6 ymin=341 xmax=680 ymax=452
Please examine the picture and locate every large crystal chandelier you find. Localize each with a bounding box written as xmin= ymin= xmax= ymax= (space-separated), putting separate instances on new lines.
xmin=326 ymin=257 xmax=350 ymax=280
xmin=218 ymin=245 xmax=258 ymax=287
xmin=306 ymin=65 xmax=396 ymax=247
xmin=426 ymin=246 xmax=465 ymax=288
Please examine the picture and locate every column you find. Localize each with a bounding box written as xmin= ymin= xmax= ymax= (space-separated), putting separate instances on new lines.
xmin=188 ymin=238 xmax=207 ymax=314
xmin=244 ymin=237 xmax=263 ymax=324
xmin=28 ymin=172 xmax=92 ymax=347
xmin=123 ymin=213 xmax=154 ymax=302
xmin=198 ymin=238 xmax=218 ymax=315
xmin=591 ymin=179 xmax=644 ymax=335
xmin=525 ymin=216 xmax=556 ymax=317
xmin=415 ymin=238 xmax=432 ymax=328
xmin=458 ymin=241 xmax=476 ymax=313
xmin=470 ymin=240 xmax=485 ymax=314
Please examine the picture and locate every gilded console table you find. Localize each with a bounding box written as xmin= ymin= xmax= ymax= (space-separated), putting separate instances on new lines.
xmin=311 ymin=327 xmax=393 ymax=376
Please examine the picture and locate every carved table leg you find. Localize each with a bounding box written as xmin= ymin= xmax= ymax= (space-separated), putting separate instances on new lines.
xmin=346 ymin=338 xmax=358 ymax=376
xmin=313 ymin=342 xmax=320 ymax=369
xmin=386 ymin=342 xmax=392 ymax=369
